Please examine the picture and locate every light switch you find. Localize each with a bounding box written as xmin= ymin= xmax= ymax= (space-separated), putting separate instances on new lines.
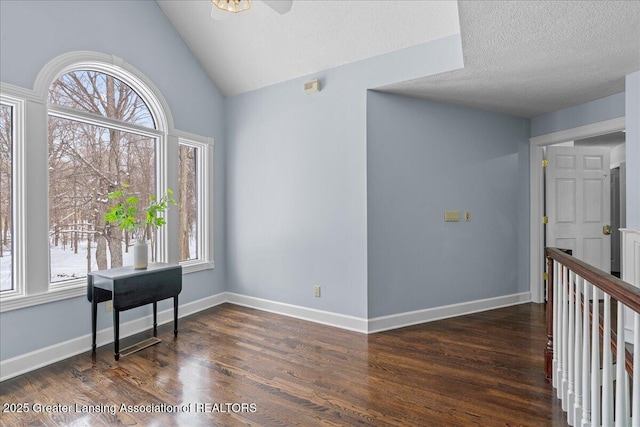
xmin=465 ymin=211 xmax=471 ymax=221
xmin=444 ymin=210 xmax=460 ymax=222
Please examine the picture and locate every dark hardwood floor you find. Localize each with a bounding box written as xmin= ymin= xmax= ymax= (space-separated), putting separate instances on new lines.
xmin=0 ymin=303 xmax=566 ymax=426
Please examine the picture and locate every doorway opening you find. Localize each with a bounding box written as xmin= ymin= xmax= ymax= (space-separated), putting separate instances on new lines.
xmin=528 ymin=117 xmax=625 ymax=303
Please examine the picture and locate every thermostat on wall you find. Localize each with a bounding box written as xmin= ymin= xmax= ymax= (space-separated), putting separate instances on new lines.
xmin=304 ymin=79 xmax=320 ymax=94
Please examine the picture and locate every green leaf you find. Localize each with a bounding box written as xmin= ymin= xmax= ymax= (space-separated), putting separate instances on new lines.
xmin=103 ymin=185 xmax=176 ymax=238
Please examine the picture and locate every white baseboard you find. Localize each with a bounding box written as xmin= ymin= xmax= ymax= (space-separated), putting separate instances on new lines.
xmin=1 ymin=291 xmax=531 ymax=381
xmin=0 ymin=293 xmax=226 ymax=382
xmin=225 ymin=292 xmax=369 ymax=333
xmin=226 ymin=292 xmax=531 ymax=334
xmin=367 ymin=292 xmax=532 ymax=333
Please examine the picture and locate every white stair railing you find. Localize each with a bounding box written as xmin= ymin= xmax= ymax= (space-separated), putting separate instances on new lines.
xmin=545 ymin=248 xmax=640 ymax=427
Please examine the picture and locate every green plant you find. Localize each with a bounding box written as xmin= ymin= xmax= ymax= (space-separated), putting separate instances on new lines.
xmin=104 ymin=183 xmax=176 ymax=241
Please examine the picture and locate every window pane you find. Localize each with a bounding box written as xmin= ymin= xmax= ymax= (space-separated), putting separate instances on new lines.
xmin=49 ymin=70 xmax=155 ymax=128
xmin=179 ymin=145 xmax=198 ymax=261
xmin=48 ymin=116 xmax=155 ymax=283
xmin=0 ymin=104 xmax=12 ymax=291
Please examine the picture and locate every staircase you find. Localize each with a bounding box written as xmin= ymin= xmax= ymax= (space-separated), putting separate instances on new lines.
xmin=545 ymin=247 xmax=640 ymax=426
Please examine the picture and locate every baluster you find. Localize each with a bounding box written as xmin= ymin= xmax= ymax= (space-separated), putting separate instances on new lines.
xmin=568 ymin=270 xmax=576 ymax=424
xmin=591 ymin=288 xmax=601 ymax=427
xmin=554 ymin=260 xmax=560 ymax=390
xmin=562 ymin=265 xmax=570 ymax=406
xmin=625 ymin=371 xmax=632 ymax=426
xmin=546 ymin=255 xmax=555 ymax=381
xmin=603 ymin=294 xmax=614 ymax=426
xmin=616 ymin=300 xmax=629 ymax=425
xmin=633 ymin=312 xmax=639 ymax=427
xmin=574 ymin=275 xmax=583 ymax=425
xmin=581 ymin=280 xmax=591 ymax=427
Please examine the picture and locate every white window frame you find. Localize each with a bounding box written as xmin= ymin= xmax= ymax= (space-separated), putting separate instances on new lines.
xmin=0 ymin=93 xmax=26 ymax=300
xmin=0 ymin=52 xmax=214 ymax=312
xmin=177 ymin=132 xmax=214 ymax=273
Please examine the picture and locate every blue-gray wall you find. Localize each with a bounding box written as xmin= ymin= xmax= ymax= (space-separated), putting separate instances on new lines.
xmin=0 ymin=0 xmax=226 ymax=360
xmin=530 ymin=92 xmax=625 ymax=138
xmin=626 ymin=71 xmax=640 ymax=227
xmin=366 ymin=91 xmax=530 ymax=317
xmin=225 ymin=36 xmax=464 ymax=319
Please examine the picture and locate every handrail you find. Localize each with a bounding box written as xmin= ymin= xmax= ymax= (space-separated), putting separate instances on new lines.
xmin=546 ymin=247 xmax=640 ymax=313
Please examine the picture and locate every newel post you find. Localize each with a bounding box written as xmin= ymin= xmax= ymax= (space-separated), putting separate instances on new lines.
xmin=545 ymin=254 xmax=554 ymax=380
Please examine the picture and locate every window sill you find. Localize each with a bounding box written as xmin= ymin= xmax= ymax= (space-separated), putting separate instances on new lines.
xmin=180 ymin=260 xmax=215 ymax=274
xmin=0 ymin=261 xmax=214 ymax=313
xmin=0 ymin=284 xmax=86 ymax=313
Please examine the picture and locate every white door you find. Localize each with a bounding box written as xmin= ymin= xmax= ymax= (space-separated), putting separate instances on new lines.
xmin=546 ymin=146 xmax=611 ymax=272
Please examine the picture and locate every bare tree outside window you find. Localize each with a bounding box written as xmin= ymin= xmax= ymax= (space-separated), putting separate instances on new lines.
xmin=179 ymin=144 xmax=198 ymax=261
xmin=48 ymin=70 xmax=156 ymax=282
xmin=51 ymin=70 xmax=154 ymax=127
xmin=0 ymin=104 xmax=12 ymax=291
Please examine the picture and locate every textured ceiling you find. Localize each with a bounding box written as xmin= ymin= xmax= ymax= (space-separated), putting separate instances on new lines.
xmin=156 ymin=0 xmax=460 ymax=96
xmin=381 ymin=0 xmax=640 ymax=118
xmin=158 ymin=0 xmax=640 ymax=118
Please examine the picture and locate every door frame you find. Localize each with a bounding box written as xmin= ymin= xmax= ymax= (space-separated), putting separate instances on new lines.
xmin=529 ymin=117 xmax=625 ymax=303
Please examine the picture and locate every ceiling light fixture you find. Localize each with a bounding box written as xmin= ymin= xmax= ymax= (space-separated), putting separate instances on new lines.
xmin=212 ymin=0 xmax=251 ymax=13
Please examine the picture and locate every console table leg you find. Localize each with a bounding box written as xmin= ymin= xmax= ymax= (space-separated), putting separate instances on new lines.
xmin=174 ymin=295 xmax=179 ymax=337
xmin=113 ymin=309 xmax=120 ymax=361
xmin=91 ymin=297 xmax=97 ymax=354
xmin=153 ymin=302 xmax=158 ymax=337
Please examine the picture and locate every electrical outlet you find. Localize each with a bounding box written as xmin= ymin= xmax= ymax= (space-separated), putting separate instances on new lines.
xmin=314 ymin=285 xmax=321 ymax=297
xmin=105 ymin=300 xmax=113 ymax=312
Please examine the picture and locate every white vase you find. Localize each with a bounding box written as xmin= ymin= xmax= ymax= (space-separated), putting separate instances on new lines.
xmin=133 ymin=240 xmax=149 ymax=269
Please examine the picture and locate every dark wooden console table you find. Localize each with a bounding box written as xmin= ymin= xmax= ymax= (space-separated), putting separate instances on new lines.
xmin=87 ymin=263 xmax=182 ymax=360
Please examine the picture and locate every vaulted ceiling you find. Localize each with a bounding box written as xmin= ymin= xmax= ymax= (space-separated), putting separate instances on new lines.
xmin=158 ymin=0 xmax=640 ymax=118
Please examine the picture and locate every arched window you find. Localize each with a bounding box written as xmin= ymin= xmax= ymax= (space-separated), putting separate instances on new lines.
xmin=48 ymin=69 xmax=162 ymax=283
xmin=0 ymin=51 xmax=212 ymax=311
